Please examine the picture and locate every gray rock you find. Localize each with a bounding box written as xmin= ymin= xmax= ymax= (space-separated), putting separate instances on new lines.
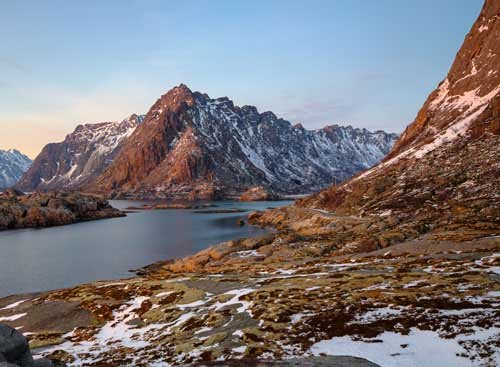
xmin=0 ymin=324 xmax=34 ymax=367
xmin=0 ymin=362 xmax=22 ymax=367
xmin=188 ymin=356 xmax=381 ymax=366
xmin=33 ymin=359 xmax=54 ymax=367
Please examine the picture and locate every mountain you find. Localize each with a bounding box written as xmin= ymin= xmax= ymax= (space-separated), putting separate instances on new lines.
xmin=1 ymin=2 xmax=498 ymax=367
xmin=87 ymin=85 xmax=397 ymax=199
xmin=299 ymin=0 xmax=499 ymax=230
xmin=0 ymin=149 xmax=32 ymax=189
xmin=16 ymin=114 xmax=144 ymax=191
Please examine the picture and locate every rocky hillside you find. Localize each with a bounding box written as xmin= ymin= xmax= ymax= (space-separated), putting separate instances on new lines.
xmin=87 ymin=85 xmax=397 ymax=199
xmin=299 ymin=0 xmax=500 ymax=230
xmin=0 ymin=149 xmax=32 ymax=189
xmin=16 ymin=114 xmax=144 ymax=191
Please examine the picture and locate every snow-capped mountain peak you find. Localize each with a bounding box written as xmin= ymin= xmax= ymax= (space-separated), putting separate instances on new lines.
xmin=16 ymin=114 xmax=144 ymax=191
xmin=87 ymin=85 xmax=398 ymax=199
xmin=0 ymin=149 xmax=32 ymax=189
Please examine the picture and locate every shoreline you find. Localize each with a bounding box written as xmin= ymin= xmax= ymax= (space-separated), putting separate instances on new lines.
xmin=0 ymin=202 xmax=283 ymax=297
xmin=0 ymin=206 xmax=498 ymax=366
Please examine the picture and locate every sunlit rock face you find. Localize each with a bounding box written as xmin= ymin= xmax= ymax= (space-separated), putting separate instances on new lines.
xmin=300 ymin=0 xmax=500 ymax=225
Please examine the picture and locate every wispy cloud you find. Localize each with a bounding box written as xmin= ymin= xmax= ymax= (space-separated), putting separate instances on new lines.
xmin=274 ymin=71 xmax=396 ymax=130
xmin=0 ymin=57 xmax=29 ymax=73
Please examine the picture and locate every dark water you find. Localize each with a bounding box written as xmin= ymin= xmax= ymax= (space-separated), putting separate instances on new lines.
xmin=0 ymin=200 xmax=290 ymax=297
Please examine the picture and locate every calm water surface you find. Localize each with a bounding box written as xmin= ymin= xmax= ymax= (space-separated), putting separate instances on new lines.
xmin=0 ymin=200 xmax=291 ymax=297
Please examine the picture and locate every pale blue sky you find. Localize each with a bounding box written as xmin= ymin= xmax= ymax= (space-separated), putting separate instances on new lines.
xmin=0 ymin=0 xmax=482 ymax=157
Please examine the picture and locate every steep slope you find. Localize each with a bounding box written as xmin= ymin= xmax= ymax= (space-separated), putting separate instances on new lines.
xmin=16 ymin=114 xmax=144 ymax=191
xmin=0 ymin=149 xmax=32 ymax=189
xmin=299 ymin=0 xmax=500 ymax=232
xmin=88 ymin=85 xmax=397 ymax=199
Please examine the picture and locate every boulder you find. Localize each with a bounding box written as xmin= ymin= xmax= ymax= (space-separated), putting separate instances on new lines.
xmin=0 ymin=324 xmax=33 ymax=367
xmin=0 ymin=325 xmax=65 ymax=367
xmin=239 ymin=187 xmax=278 ymax=202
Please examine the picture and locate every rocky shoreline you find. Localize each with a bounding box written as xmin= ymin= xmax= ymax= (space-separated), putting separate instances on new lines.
xmin=124 ymin=203 xmax=218 ymax=211
xmin=0 ymin=190 xmax=124 ymax=231
xmin=0 ymin=204 xmax=497 ymax=365
xmin=105 ymin=186 xmax=287 ymax=203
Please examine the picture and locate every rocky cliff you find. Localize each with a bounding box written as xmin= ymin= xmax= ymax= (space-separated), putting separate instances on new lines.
xmin=16 ymin=114 xmax=144 ymax=191
xmin=87 ymin=85 xmax=397 ymax=199
xmin=0 ymin=149 xmax=32 ymax=189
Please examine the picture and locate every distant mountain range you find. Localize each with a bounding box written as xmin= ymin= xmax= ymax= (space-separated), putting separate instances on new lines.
xmin=0 ymin=149 xmax=32 ymax=189
xmin=17 ymin=86 xmax=397 ymax=199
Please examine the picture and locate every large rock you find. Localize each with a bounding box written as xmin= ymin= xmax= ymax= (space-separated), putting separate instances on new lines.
xmin=239 ymin=187 xmax=278 ymax=202
xmin=0 ymin=324 xmax=33 ymax=367
xmin=0 ymin=325 xmax=63 ymax=367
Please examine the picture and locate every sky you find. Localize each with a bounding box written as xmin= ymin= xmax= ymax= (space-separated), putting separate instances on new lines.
xmin=0 ymin=0 xmax=483 ymax=158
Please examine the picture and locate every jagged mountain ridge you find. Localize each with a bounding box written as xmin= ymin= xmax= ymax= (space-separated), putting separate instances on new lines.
xmin=87 ymin=85 xmax=397 ymax=199
xmin=16 ymin=114 xmax=144 ymax=191
xmin=0 ymin=149 xmax=32 ymax=189
xmin=300 ymin=0 xmax=500 ymax=228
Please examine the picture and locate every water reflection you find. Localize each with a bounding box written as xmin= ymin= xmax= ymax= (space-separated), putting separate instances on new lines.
xmin=0 ymin=200 xmax=291 ymax=296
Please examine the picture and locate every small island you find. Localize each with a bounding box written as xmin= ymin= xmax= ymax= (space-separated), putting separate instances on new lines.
xmin=0 ymin=189 xmax=124 ymax=230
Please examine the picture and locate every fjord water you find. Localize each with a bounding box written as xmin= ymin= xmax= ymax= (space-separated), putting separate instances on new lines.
xmin=0 ymin=200 xmax=290 ymax=297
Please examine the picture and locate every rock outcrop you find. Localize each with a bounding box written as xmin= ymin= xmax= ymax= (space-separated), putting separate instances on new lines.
xmin=85 ymin=85 xmax=397 ymax=200
xmin=239 ymin=187 xmax=278 ymax=202
xmin=0 ymin=150 xmax=31 ymax=189
xmin=0 ymin=190 xmax=124 ymax=230
xmin=16 ymin=114 xmax=144 ymax=191
xmin=0 ymin=324 xmax=64 ymax=366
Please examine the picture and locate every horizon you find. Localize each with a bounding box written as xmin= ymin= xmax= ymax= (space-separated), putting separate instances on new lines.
xmin=0 ymin=0 xmax=483 ymax=158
